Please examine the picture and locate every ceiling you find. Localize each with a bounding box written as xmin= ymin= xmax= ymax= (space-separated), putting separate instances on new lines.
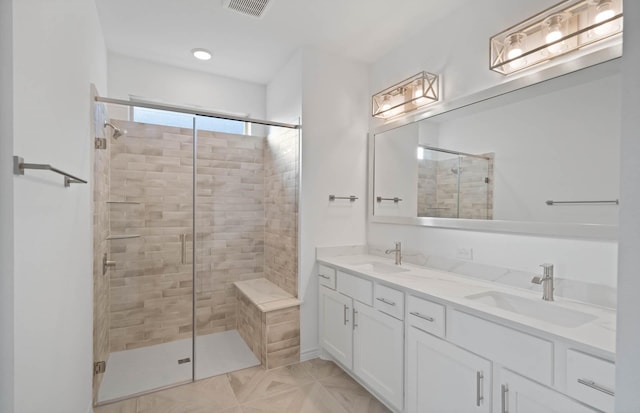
xmin=95 ymin=0 xmax=468 ymax=85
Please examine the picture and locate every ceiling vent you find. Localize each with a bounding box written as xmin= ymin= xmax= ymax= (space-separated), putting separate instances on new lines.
xmin=223 ymin=0 xmax=272 ymax=18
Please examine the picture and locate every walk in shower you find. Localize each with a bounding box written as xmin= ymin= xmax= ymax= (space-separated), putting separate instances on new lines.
xmin=92 ymin=98 xmax=300 ymax=404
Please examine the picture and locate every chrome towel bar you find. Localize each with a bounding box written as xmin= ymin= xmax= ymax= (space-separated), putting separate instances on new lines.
xmin=329 ymin=195 xmax=358 ymax=202
xmin=13 ymin=156 xmax=87 ymax=187
xmin=377 ymin=196 xmax=403 ymax=203
xmin=545 ymin=199 xmax=618 ymax=206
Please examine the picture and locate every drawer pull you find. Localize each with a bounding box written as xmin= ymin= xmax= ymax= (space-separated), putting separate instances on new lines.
xmin=343 ymin=305 xmax=349 ymax=325
xmin=577 ymin=378 xmax=615 ymax=397
xmin=410 ymin=311 xmax=435 ymax=322
xmin=501 ymin=384 xmax=509 ymax=413
xmin=318 ymin=274 xmax=331 ymax=280
xmin=376 ymin=297 xmax=396 ymax=306
xmin=476 ymin=371 xmax=484 ymax=406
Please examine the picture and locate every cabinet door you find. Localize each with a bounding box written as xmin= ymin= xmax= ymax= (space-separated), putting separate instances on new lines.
xmin=500 ymin=369 xmax=597 ymax=413
xmin=353 ymin=301 xmax=404 ymax=411
xmin=319 ymin=286 xmax=353 ymax=368
xmin=407 ymin=326 xmax=491 ymax=413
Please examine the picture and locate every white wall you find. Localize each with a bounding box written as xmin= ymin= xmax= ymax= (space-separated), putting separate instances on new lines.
xmin=287 ymin=48 xmax=369 ymax=358
xmin=10 ymin=0 xmax=108 ymax=411
xmin=266 ymin=51 xmax=302 ymax=125
xmin=368 ymin=0 xmax=618 ymax=287
xmin=370 ymin=0 xmax=560 ymax=120
xmin=0 ymin=0 xmax=14 ymax=411
xmin=615 ymin=1 xmax=640 ymax=409
xmin=108 ymin=52 xmax=266 ymax=120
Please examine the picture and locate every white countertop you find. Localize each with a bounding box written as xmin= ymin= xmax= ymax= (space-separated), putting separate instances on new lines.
xmin=317 ymin=253 xmax=616 ymax=359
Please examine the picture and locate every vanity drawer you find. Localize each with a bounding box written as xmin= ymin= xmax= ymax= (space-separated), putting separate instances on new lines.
xmin=450 ymin=310 xmax=553 ymax=386
xmin=318 ymin=264 xmax=336 ymax=289
xmin=374 ymin=283 xmax=405 ymax=320
xmin=566 ymin=349 xmax=615 ymax=412
xmin=337 ymin=271 xmax=373 ymax=305
xmin=407 ymin=295 xmax=445 ymax=338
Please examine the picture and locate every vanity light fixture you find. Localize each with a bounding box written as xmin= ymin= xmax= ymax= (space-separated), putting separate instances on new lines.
xmin=372 ymin=71 xmax=439 ymax=119
xmin=191 ymin=48 xmax=212 ymax=61
xmin=490 ymin=0 xmax=623 ymax=75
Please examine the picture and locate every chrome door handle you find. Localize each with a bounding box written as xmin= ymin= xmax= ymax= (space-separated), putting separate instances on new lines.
xmin=501 ymin=384 xmax=509 ymax=413
xmin=476 ymin=371 xmax=484 ymax=407
xmin=376 ymin=297 xmax=396 ymax=306
xmin=577 ymin=379 xmax=615 ymax=396
xmin=353 ymin=308 xmax=358 ymax=330
xmin=102 ymin=253 xmax=116 ymax=275
xmin=410 ymin=311 xmax=434 ymax=322
xmin=318 ymin=274 xmax=331 ymax=280
xmin=343 ymin=305 xmax=349 ymax=325
xmin=180 ymin=234 xmax=187 ymax=264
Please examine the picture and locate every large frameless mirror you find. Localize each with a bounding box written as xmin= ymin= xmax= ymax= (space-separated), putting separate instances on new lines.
xmin=370 ymin=58 xmax=621 ymax=239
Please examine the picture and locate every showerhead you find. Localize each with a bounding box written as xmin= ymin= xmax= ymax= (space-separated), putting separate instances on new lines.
xmin=104 ymin=121 xmax=126 ymax=139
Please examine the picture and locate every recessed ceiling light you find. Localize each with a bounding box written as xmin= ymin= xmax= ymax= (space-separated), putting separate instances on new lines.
xmin=192 ymin=48 xmax=212 ymax=61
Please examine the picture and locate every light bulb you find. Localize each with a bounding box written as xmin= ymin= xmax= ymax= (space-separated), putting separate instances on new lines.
xmin=504 ymin=32 xmax=527 ymax=70
xmin=545 ymin=30 xmax=563 ymax=53
xmin=543 ymin=14 xmax=568 ymax=54
xmin=594 ymin=3 xmax=616 ymax=36
xmin=507 ymin=47 xmax=523 ymax=60
xmin=413 ymin=85 xmax=428 ymax=106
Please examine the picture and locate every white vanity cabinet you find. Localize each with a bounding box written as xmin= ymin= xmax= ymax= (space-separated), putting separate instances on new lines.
xmin=318 ymin=269 xmax=404 ymax=411
xmin=319 ymin=285 xmax=353 ymax=367
xmin=317 ymin=259 xmax=615 ymax=413
xmin=353 ymin=301 xmax=404 ymax=410
xmin=407 ymin=325 xmax=491 ymax=413
xmin=499 ymin=369 xmax=598 ymax=413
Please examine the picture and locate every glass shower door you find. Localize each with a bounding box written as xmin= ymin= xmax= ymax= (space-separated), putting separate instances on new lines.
xmin=457 ymin=154 xmax=493 ymax=219
xmin=192 ymin=119 xmax=264 ymax=380
xmin=97 ymin=117 xmax=195 ymax=403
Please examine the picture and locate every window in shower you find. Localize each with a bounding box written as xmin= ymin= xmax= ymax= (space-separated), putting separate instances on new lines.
xmin=133 ymin=106 xmax=249 ymax=134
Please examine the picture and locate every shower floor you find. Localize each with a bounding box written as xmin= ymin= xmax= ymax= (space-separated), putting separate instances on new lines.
xmin=98 ymin=330 xmax=260 ymax=403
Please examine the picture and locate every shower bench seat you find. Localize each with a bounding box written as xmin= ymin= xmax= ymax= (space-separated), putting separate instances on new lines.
xmin=233 ymin=278 xmax=301 ymax=369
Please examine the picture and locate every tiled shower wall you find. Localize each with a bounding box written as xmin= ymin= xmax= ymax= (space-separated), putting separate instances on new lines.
xmin=417 ymin=159 xmax=437 ymax=217
xmin=264 ymin=128 xmax=299 ymax=297
xmin=418 ymin=154 xmax=494 ymax=219
xmin=93 ymin=123 xmax=110 ymax=398
xmin=108 ymin=122 xmax=195 ymax=351
xmin=107 ymin=120 xmax=267 ymax=351
xmin=194 ymin=130 xmax=266 ymax=336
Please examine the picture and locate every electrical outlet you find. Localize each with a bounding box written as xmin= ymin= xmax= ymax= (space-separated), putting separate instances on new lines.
xmin=456 ymin=247 xmax=474 ymax=261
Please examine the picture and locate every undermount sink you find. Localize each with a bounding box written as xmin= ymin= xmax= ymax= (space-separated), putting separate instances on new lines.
xmin=465 ymin=291 xmax=597 ymax=328
xmin=353 ymin=261 xmax=411 ymax=275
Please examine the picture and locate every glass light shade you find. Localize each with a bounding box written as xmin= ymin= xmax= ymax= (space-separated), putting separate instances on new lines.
xmin=504 ymin=33 xmax=528 ymax=70
xmin=543 ymin=13 xmax=570 ymax=54
xmin=372 ymin=71 xmax=439 ymax=119
xmin=490 ymin=0 xmax=623 ymax=75
xmin=591 ymin=0 xmax=619 ymax=36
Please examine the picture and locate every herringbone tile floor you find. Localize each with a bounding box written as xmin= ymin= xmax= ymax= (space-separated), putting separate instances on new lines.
xmin=94 ymin=358 xmax=391 ymax=413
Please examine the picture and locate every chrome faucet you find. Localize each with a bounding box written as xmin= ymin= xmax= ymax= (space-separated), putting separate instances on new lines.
xmin=385 ymin=242 xmax=402 ymax=265
xmin=531 ymin=263 xmax=554 ymax=301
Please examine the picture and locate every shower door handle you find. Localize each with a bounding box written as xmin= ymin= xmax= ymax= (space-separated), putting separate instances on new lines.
xmin=180 ymin=234 xmax=186 ymax=264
